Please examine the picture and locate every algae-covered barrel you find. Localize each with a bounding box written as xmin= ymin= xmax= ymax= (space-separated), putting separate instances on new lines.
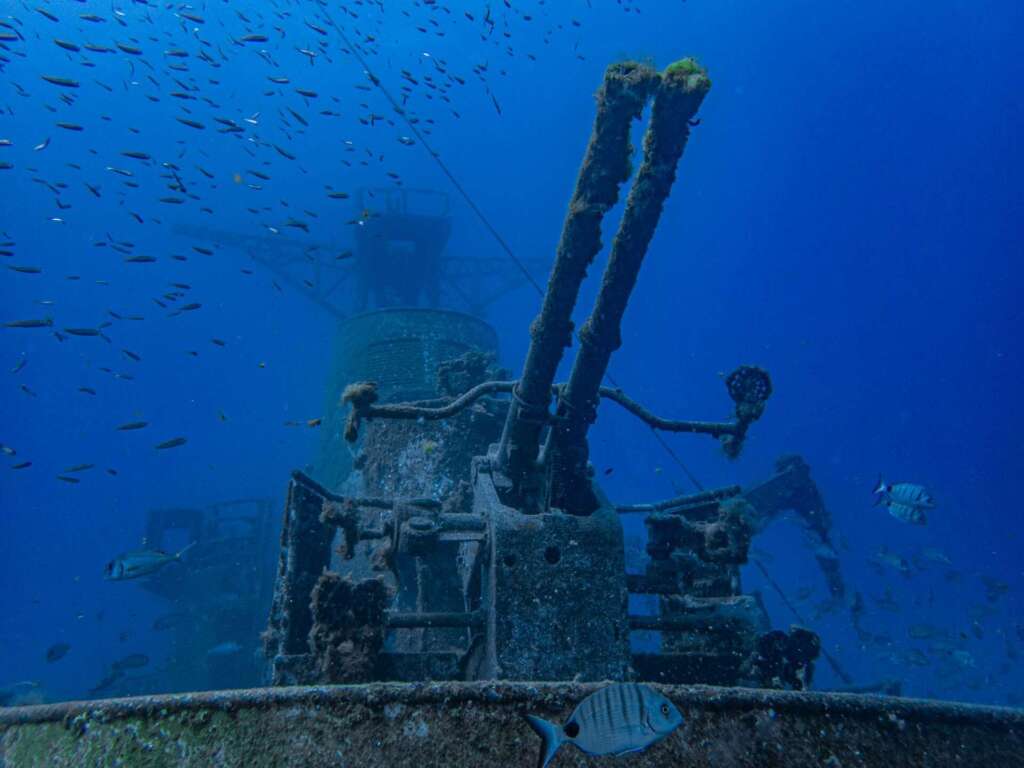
xmin=314 ymin=308 xmax=499 ymax=492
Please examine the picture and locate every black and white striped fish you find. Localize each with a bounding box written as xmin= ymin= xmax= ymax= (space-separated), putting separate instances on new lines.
xmin=873 ymin=477 xmax=935 ymax=525
xmin=524 ymin=683 xmax=683 ymax=768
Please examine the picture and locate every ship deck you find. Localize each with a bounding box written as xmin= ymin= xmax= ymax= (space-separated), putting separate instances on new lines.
xmin=1 ymin=681 xmax=1021 ymax=766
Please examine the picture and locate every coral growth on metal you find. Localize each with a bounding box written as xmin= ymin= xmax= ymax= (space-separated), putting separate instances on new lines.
xmin=2 ymin=682 xmax=1022 ymax=767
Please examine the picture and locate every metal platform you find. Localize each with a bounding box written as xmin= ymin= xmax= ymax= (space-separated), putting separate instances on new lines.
xmin=1 ymin=683 xmax=1021 ymax=767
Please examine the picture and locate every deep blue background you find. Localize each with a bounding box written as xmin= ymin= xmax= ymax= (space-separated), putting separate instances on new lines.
xmin=1 ymin=0 xmax=1020 ymax=705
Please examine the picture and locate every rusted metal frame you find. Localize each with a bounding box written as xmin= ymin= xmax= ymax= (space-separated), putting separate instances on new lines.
xmin=295 ymin=470 xmax=440 ymax=511
xmin=385 ymin=610 xmax=486 ymax=629
xmin=628 ymin=615 xmax=750 ymax=632
xmin=616 ymin=485 xmax=742 ymax=514
xmin=354 ymin=380 xmax=517 ymax=422
xmin=598 ymin=387 xmax=739 ymax=437
xmin=345 ymin=379 xmax=740 ymax=443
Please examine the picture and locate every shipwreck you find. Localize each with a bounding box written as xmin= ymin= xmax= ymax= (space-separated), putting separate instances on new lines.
xmin=1 ymin=59 xmax=1020 ymax=768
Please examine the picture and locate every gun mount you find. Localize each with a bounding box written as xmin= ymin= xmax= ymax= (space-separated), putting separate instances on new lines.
xmin=262 ymin=60 xmax=818 ymax=691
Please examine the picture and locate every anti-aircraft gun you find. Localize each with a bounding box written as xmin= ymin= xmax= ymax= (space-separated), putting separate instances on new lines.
xmin=262 ymin=60 xmax=818 ymax=690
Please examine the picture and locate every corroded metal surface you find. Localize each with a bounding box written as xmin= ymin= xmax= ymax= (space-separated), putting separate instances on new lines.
xmin=334 ymin=308 xmax=498 ymax=404
xmin=315 ymin=307 xmax=499 ymax=492
xmin=1 ymin=682 xmax=1021 ymax=767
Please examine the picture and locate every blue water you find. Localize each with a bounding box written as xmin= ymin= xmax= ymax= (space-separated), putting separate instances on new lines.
xmin=1 ymin=0 xmax=1020 ymax=709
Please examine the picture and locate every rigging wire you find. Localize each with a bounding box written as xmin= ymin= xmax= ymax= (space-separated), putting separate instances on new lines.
xmin=337 ymin=28 xmax=544 ymax=297
xmin=752 ymin=559 xmax=853 ymax=685
xmin=339 ymin=27 xmax=703 ymax=491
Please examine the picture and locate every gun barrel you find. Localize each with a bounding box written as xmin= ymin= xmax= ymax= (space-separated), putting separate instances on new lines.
xmin=495 ymin=63 xmax=660 ymax=507
xmin=550 ymin=61 xmax=712 ymax=513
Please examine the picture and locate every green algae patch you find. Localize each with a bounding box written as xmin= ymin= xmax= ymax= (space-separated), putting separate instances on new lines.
xmin=664 ymin=57 xmax=711 ymax=91
xmin=2 ymin=683 xmax=1023 ymax=767
xmin=1 ymin=707 xmax=279 ymax=768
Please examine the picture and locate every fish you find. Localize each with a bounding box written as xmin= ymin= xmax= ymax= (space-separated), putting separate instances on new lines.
xmin=900 ymin=648 xmax=931 ymax=667
xmin=116 ymin=421 xmax=148 ymax=431
xmin=104 ymin=542 xmax=196 ymax=581
xmin=45 ymin=643 xmax=70 ymax=663
xmin=873 ymin=589 xmax=900 ymax=613
xmin=176 ymin=117 xmax=205 ymax=130
xmin=88 ymin=669 xmax=123 ymax=696
xmin=908 ymin=623 xmax=947 ymax=641
xmin=63 ymin=463 xmax=95 ymax=473
xmin=524 ymin=683 xmax=683 ymax=768
xmin=873 ymin=478 xmax=934 ymax=525
xmin=870 ymin=547 xmax=912 ymax=576
xmin=112 ymin=653 xmax=149 ymax=671
xmin=206 ymin=641 xmax=243 ymax=656
xmin=4 ymin=318 xmax=53 ymax=329
xmin=982 ymin=577 xmax=1010 ymax=602
xmin=155 ymin=436 xmax=187 ymax=450
xmin=0 ymin=681 xmax=42 ymax=708
xmin=916 ymin=547 xmax=953 ymax=568
xmin=41 ymin=75 xmax=79 ymax=88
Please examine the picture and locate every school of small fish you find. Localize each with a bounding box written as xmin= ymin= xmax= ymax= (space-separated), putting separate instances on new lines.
xmin=2 ymin=0 xmax=629 ymax=483
xmin=0 ymin=0 xmax=666 ymax=710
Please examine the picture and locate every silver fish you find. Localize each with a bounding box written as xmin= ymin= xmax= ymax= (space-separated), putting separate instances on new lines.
xmin=525 ymin=683 xmax=683 ymax=768
xmin=104 ymin=542 xmax=195 ymax=580
xmin=914 ymin=547 xmax=953 ymax=570
xmin=0 ymin=681 xmax=41 ymax=707
xmin=870 ymin=547 xmax=911 ymax=575
xmin=874 ymin=477 xmax=934 ymax=525
xmin=206 ymin=641 xmax=242 ymax=656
